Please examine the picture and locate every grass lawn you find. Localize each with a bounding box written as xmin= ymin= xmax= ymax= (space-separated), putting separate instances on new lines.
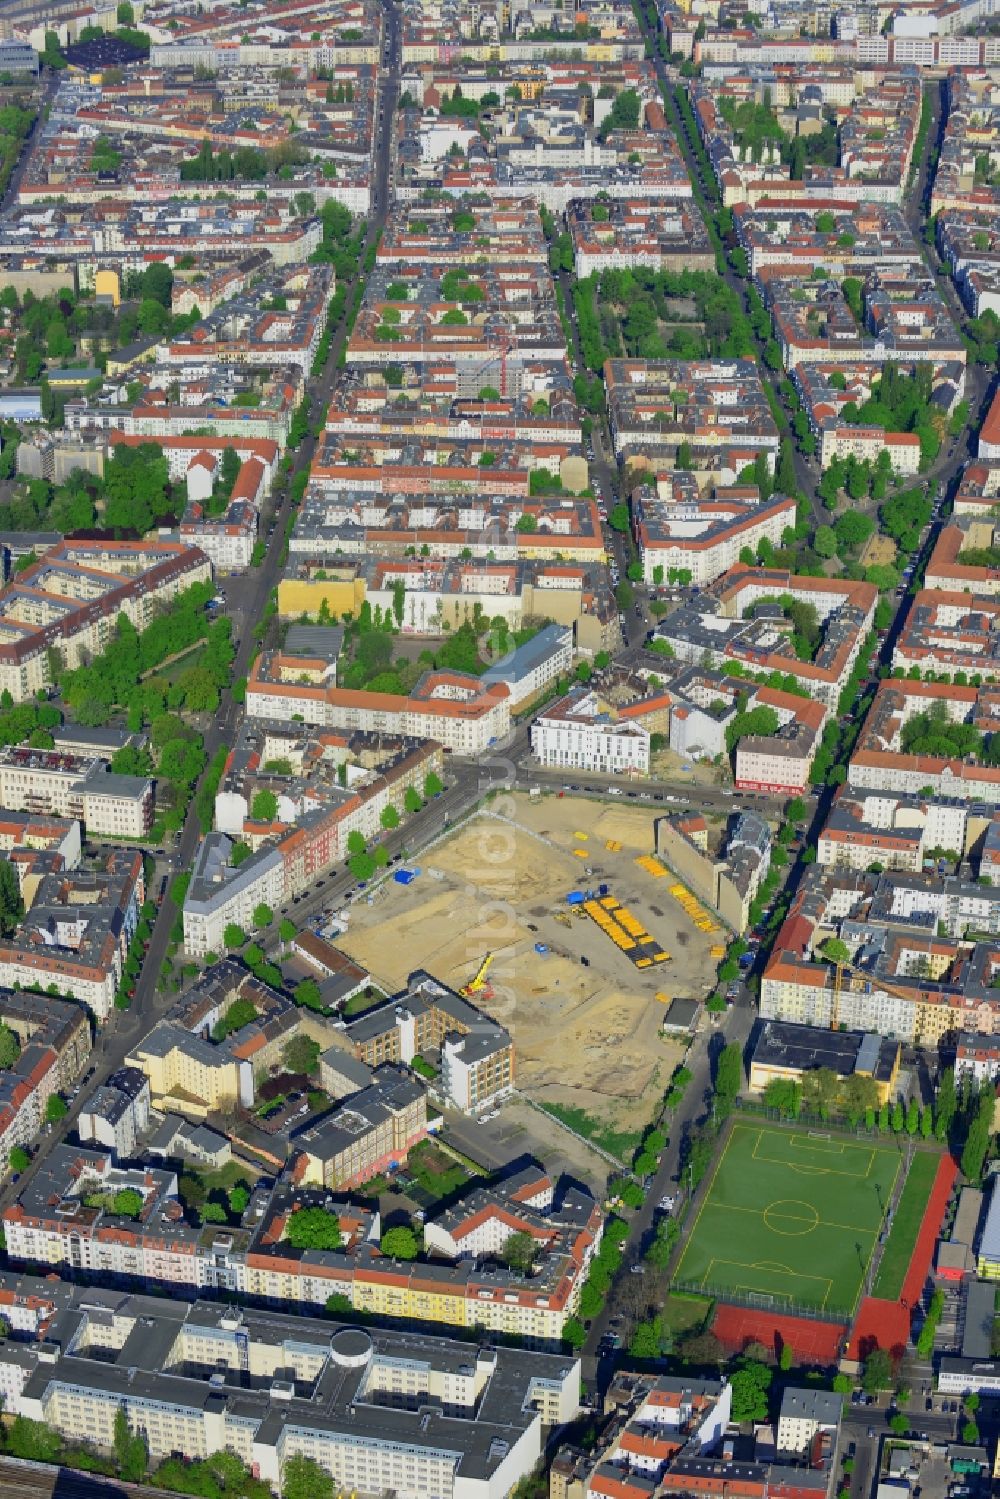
xmin=404 ymin=1140 xmax=472 ymax=1202
xmin=342 ymin=987 xmax=387 ymax=1018
xmin=674 ymin=1122 xmax=903 ymax=1316
xmin=540 ymin=1102 xmax=643 ymax=1162
xmin=871 ymin=1150 xmax=942 ymax=1300
xmin=661 ymin=1292 xmax=712 ymax=1338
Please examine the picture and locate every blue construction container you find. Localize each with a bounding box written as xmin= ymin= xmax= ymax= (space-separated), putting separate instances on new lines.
xmin=566 ymin=891 xmax=585 ymax=905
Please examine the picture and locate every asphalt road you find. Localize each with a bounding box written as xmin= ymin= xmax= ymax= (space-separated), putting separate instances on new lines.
xmin=582 ymin=985 xmax=758 ymax=1380
xmin=2 ymin=0 xmax=404 ymax=1211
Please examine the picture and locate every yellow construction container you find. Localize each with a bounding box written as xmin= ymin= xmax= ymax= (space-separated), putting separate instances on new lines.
xmin=655 ymin=992 xmax=671 ymax=1004
xmin=574 ymin=831 xmax=589 ymax=840
xmin=636 ymin=957 xmax=652 ymax=969
xmin=711 ymin=945 xmax=726 ymax=958
xmin=606 ymin=839 xmax=622 ymax=852
xmin=573 ymin=848 xmax=588 ymax=858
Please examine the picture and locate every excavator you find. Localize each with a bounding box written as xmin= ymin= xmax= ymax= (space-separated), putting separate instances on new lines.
xmin=461 ymin=952 xmax=495 ymax=998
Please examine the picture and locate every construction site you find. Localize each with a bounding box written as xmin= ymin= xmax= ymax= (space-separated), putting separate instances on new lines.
xmin=334 ymin=792 xmax=723 ymax=1147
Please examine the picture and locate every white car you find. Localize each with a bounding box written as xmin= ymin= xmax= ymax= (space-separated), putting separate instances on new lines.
xmin=659 ymin=1194 xmax=676 ymax=1212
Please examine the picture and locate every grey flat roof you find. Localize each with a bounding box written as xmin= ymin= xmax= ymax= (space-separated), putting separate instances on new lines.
xmin=980 ymin=1178 xmax=1000 ymax=1265
xmin=962 ymin=1279 xmax=995 ymax=1360
xmin=481 ymin=622 xmax=570 ymax=686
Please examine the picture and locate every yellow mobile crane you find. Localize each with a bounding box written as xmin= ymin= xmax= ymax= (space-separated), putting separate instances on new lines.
xmin=461 ymin=952 xmax=495 ymax=997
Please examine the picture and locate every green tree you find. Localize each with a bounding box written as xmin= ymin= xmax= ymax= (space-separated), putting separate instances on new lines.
xmin=252 ymin=902 xmax=273 ymax=929
xmin=223 ymin=922 xmax=247 ymax=949
xmin=251 ymin=789 xmax=278 ymax=821
xmin=285 ymin=1207 xmax=343 ymax=1251
xmin=861 ymin=1347 xmax=893 ymax=1392
xmin=9 ymin=1146 xmax=29 ymax=1173
xmin=282 ymin=1034 xmax=321 ymax=1075
xmin=0 ymin=859 xmax=24 ymax=937
xmin=380 ymin=803 xmax=400 ymax=830
xmin=424 ymin=771 xmax=443 ymax=797
xmin=0 ymin=1023 xmax=20 ymax=1071
xmin=45 ymin=1093 xmax=68 ymax=1124
xmin=283 ymin=1454 xmax=334 ymax=1499
xmin=295 ymin=978 xmax=323 ymax=1012
xmin=730 ymin=1361 xmax=772 ymax=1422
xmin=404 ymin=786 xmax=423 ymax=814
xmin=279 ymin=917 xmax=296 ymax=943
xmin=381 ymin=1225 xmax=419 ymax=1259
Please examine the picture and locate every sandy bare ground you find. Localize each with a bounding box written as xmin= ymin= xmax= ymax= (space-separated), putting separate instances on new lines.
xmin=336 ymin=794 xmax=710 ymax=1135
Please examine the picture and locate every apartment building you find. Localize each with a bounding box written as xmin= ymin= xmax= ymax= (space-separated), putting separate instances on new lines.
xmin=0 ymin=1288 xmax=580 ymax=1495
xmin=330 ymin=972 xmax=515 ymax=1117
xmin=0 ymin=989 xmax=91 ymax=1177
xmin=531 ymin=688 xmax=651 ymax=777
xmin=0 ymin=747 xmax=153 ymax=839
xmin=551 ymin=1370 xmax=835 ymax=1499
xmin=0 ymin=849 xmax=144 ymax=1023
xmin=633 ymin=475 xmax=795 ymax=588
xmin=761 ymin=862 xmax=1000 ymax=1044
xmin=246 ymin=656 xmax=511 ymax=755
xmin=656 ymin=807 xmax=770 ymax=934
xmin=894 ymin=589 xmax=1000 ymax=679
xmin=817 ymin=788 xmax=973 ymax=873
xmin=183 ymin=742 xmax=444 ymax=957
xmin=734 ymin=692 xmax=828 ymax=796
xmin=567 ymin=198 xmax=714 ymax=277
xmin=605 ymin=358 xmax=781 ymax=474
xmin=849 ymin=680 xmax=1000 ymax=802
xmin=127 ymin=961 xmax=303 ymax=1114
xmin=480 ymin=624 xmax=573 ymax=707
xmin=77 ymin=1067 xmax=151 ymax=1162
xmin=296 ymin=1064 xmax=428 ymax=1190
xmin=655 ymin=568 xmax=876 ymax=711
xmin=0 ymin=540 xmax=211 ymax=703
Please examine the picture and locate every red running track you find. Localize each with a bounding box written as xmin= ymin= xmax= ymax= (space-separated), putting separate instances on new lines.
xmin=848 ymin=1150 xmax=958 ymax=1361
xmin=711 ymin=1304 xmax=846 ymax=1364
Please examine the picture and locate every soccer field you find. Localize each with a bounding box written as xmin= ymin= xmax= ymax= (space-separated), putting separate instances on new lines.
xmin=674 ymin=1122 xmax=904 ymax=1315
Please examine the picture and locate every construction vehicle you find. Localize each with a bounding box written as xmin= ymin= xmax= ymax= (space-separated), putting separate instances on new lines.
xmin=461 ymin=952 xmax=495 ymax=998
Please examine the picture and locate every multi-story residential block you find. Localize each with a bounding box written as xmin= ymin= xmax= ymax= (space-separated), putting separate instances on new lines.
xmin=77 ymin=1067 xmax=151 ymax=1162
xmin=0 ymin=747 xmax=153 ymax=839
xmin=126 ymin=961 xmax=304 ymax=1114
xmin=183 ymin=740 xmax=444 ymax=956
xmin=633 ymin=473 xmax=796 ymax=587
xmin=0 ymin=848 xmax=144 ymax=1023
xmin=655 ymin=807 xmax=770 ymax=934
xmin=761 ymin=861 xmax=1000 ymax=1044
xmin=567 ymin=198 xmax=714 ymax=277
xmin=956 ymin=1032 xmax=1000 ymax=1087
xmin=552 ymin=1367 xmax=836 ymax=1499
xmin=330 ymin=971 xmax=515 ymax=1117
xmin=0 ymin=539 xmax=212 ymax=703
xmin=849 ymin=679 xmax=1000 ymax=801
xmin=296 ymin=1063 xmax=428 ymax=1190
xmin=0 ymin=989 xmax=91 ymax=1176
xmin=246 ymin=656 xmax=511 ymax=754
xmin=605 ymin=358 xmax=781 ymax=476
xmin=817 ymin=787 xmax=973 ymax=872
xmin=734 ymin=691 xmax=828 ymax=796
xmin=480 ymin=624 xmax=573 ymax=707
xmin=0 ymin=1284 xmax=580 ymax=1492
xmin=531 ymin=688 xmax=652 ymax=777
xmin=654 ymin=568 xmax=876 ymax=711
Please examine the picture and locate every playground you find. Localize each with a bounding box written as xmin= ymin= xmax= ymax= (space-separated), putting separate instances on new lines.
xmin=675 ymin=1122 xmax=907 ymax=1317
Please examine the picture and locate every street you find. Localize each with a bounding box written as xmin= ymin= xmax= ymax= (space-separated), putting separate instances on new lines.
xmin=0 ymin=0 xmax=403 ymax=1213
